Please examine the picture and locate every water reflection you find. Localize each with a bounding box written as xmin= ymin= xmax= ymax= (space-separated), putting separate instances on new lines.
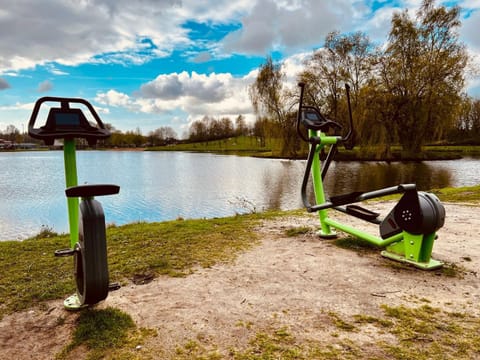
xmin=0 ymin=151 xmax=478 ymax=240
xmin=262 ymin=160 xmax=300 ymax=210
xmin=325 ymin=161 xmax=453 ymax=196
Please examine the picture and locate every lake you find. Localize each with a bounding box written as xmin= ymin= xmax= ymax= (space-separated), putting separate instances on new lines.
xmin=1 ymin=151 xmax=479 ymax=241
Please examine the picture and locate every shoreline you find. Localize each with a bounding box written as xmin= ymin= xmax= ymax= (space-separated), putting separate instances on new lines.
xmin=2 ymin=145 xmax=477 ymax=162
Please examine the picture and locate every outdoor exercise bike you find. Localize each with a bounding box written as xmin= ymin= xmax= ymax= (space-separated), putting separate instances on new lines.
xmin=297 ymin=82 xmax=445 ymax=270
xmin=28 ymin=97 xmax=120 ymax=310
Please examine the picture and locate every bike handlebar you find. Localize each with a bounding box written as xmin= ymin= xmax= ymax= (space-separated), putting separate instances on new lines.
xmin=28 ymin=96 xmax=110 ymax=146
xmin=296 ymin=82 xmax=354 ymax=147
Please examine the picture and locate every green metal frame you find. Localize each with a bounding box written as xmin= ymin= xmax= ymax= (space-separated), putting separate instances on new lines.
xmin=308 ymin=130 xmax=442 ymax=270
xmin=64 ymin=139 xmax=79 ymax=248
xmin=62 ymin=139 xmax=88 ymax=310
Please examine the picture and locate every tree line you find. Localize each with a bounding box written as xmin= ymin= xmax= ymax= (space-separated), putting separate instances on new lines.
xmin=0 ymin=113 xmax=264 ymax=148
xmin=249 ymin=0 xmax=479 ymax=158
xmin=0 ymin=117 xmax=252 ymax=148
xmin=187 ymin=114 xmax=250 ymax=142
xmin=0 ymin=125 xmax=179 ymax=148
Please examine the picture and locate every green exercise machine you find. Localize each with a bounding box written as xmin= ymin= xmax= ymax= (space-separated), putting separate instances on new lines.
xmin=28 ymin=97 xmax=120 ymax=309
xmin=297 ymin=82 xmax=445 ymax=270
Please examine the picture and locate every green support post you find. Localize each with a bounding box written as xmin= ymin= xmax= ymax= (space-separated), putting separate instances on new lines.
xmin=63 ymin=138 xmax=85 ymax=310
xmin=309 ymin=130 xmax=336 ymax=238
xmin=382 ymin=232 xmax=442 ymax=270
xmin=63 ymin=139 xmax=79 ymax=248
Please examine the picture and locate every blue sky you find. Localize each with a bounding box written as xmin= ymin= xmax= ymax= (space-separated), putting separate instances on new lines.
xmin=1 ymin=0 xmax=479 ymax=137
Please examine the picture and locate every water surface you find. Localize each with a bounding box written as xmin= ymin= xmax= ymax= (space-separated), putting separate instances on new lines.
xmin=0 ymin=151 xmax=478 ymax=240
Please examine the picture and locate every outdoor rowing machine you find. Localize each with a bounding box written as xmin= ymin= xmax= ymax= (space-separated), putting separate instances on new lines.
xmin=28 ymin=97 xmax=120 ymax=309
xmin=297 ymin=82 xmax=445 ymax=270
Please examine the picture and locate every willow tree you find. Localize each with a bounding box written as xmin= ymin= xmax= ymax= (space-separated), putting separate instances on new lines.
xmin=249 ymin=57 xmax=299 ymax=157
xmin=299 ymin=31 xmax=375 ymax=139
xmin=381 ymin=0 xmax=468 ymax=156
xmin=453 ymin=96 xmax=480 ymax=142
xmin=357 ymin=81 xmax=399 ymax=159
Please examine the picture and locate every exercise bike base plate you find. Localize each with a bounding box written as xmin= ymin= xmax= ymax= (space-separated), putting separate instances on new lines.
xmin=317 ymin=230 xmax=337 ymax=239
xmin=381 ymin=250 xmax=443 ymax=270
xmin=63 ymin=293 xmax=89 ymax=311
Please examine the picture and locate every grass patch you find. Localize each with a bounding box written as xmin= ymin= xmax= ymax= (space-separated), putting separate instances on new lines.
xmin=0 ymin=214 xmax=261 ymax=319
xmin=230 ymin=327 xmax=306 ymax=360
xmin=173 ymin=305 xmax=480 ymax=360
xmin=378 ymin=305 xmax=480 ymax=359
xmin=329 ymin=312 xmax=357 ymax=332
xmin=425 ymin=145 xmax=480 ymax=156
xmin=63 ymin=307 xmax=134 ymax=357
xmin=284 ymin=226 xmax=311 ymax=237
xmin=57 ymin=307 xmax=156 ymax=360
xmin=148 ymin=138 xmax=480 ymax=161
xmin=32 ymin=225 xmax=60 ymax=240
xmin=0 ymin=233 xmax=74 ymax=316
xmin=431 ymin=184 xmax=480 ymax=203
xmin=439 ymin=262 xmax=465 ymax=278
xmin=353 ymin=314 xmax=394 ymax=328
xmin=106 ymin=216 xmax=260 ymax=279
xmin=148 ymin=136 xmax=283 ymax=158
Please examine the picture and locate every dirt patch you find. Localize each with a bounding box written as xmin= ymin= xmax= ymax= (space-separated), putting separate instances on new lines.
xmin=1 ymin=203 xmax=479 ymax=359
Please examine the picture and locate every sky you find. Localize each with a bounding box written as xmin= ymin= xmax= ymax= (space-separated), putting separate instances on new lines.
xmin=1 ymin=0 xmax=480 ymax=138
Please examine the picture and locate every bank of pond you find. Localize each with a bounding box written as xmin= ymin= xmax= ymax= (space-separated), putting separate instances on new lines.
xmin=145 ymin=138 xmax=480 ymax=161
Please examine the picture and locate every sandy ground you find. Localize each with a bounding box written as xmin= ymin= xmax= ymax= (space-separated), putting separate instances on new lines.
xmin=0 ymin=202 xmax=479 ymax=359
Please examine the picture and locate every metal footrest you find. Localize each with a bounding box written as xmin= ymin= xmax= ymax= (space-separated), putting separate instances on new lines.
xmin=346 ymin=205 xmax=380 ymax=222
xmin=329 ymin=191 xmax=364 ymax=206
xmin=54 ymin=248 xmax=76 ymax=257
xmin=109 ymin=282 xmax=121 ymax=291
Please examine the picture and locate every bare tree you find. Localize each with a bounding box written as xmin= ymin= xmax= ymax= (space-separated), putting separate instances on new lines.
xmin=249 ymin=57 xmax=299 ymax=157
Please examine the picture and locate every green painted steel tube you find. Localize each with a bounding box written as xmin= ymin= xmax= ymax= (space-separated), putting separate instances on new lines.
xmin=309 ymin=130 xmax=332 ymax=236
xmin=324 ymin=217 xmax=404 ymax=247
xmin=63 ymin=139 xmax=79 ymax=248
xmin=320 ymin=135 xmax=341 ymax=145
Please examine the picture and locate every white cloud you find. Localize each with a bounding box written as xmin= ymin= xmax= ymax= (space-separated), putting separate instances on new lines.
xmin=177 ymin=0 xmax=253 ymax=23
xmin=2 ymin=0 xmax=479 ymax=75
xmin=0 ymin=0 xmax=188 ymax=72
xmin=97 ymin=70 xmax=257 ymax=122
xmin=0 ymin=0 xmax=262 ymax=73
xmin=361 ymin=6 xmax=401 ymax=44
xmin=282 ymin=52 xmax=310 ymax=83
xmin=461 ymin=9 xmax=480 ymax=51
xmin=138 ymin=71 xmax=250 ymax=111
xmin=0 ymin=78 xmax=10 ymax=90
xmin=139 ymin=73 xmax=187 ymax=100
xmin=0 ymin=102 xmax=35 ymax=111
xmin=0 ymin=0 xmax=390 ymax=73
xmin=192 ymin=52 xmax=212 ymax=63
xmin=95 ymin=52 xmax=314 ymax=133
xmin=37 ymin=80 xmax=53 ymax=92
xmin=222 ymin=0 xmax=354 ymax=54
xmin=95 ymin=89 xmax=135 ymax=109
xmin=461 ymin=0 xmax=480 ymax=7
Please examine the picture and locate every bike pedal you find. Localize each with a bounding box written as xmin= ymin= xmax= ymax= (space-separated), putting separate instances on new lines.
xmin=54 ymin=248 xmax=76 ymax=257
xmin=109 ymin=282 xmax=121 ymax=291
